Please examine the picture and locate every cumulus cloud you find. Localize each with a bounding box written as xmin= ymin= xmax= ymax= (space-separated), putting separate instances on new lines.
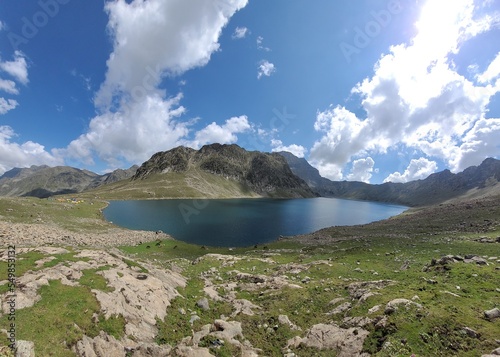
xmin=0 ymin=51 xmax=28 ymax=116
xmin=190 ymin=115 xmax=252 ymax=148
xmin=257 ymin=60 xmax=276 ymax=79
xmin=96 ymin=0 xmax=248 ymax=108
xmin=0 ymin=98 xmax=18 ymax=115
xmin=0 ymin=79 xmax=19 ymax=95
xmin=62 ymin=0 xmax=249 ymax=168
xmin=0 ymin=126 xmax=63 ymax=175
xmin=310 ymin=0 xmax=500 ymax=179
xmin=232 ymin=26 xmax=249 ymax=39
xmin=347 ymin=157 xmax=375 ymax=183
xmin=384 ymin=158 xmax=438 ymax=183
xmin=271 ymin=139 xmax=307 ymax=158
xmin=59 ymin=93 xmax=189 ymax=167
xmin=0 ymin=51 xmax=29 ymax=85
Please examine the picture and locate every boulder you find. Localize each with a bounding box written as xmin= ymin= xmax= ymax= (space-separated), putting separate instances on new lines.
xmin=15 ymin=341 xmax=35 ymax=357
xmin=196 ymin=298 xmax=210 ymax=311
xmin=74 ymin=332 xmax=124 ymax=357
xmin=287 ymin=323 xmax=369 ymax=357
xmin=484 ymin=308 xmax=500 ymax=320
xmin=278 ymin=314 xmax=301 ymax=331
xmin=385 ymin=298 xmax=423 ymax=315
xmin=463 ymin=327 xmax=480 ymax=339
xmin=327 ymin=302 xmax=352 ymax=316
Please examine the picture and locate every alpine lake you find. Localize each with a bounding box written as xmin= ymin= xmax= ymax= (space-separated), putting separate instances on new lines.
xmin=103 ymin=197 xmax=407 ymax=247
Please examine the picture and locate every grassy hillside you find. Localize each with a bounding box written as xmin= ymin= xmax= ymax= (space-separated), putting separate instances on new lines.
xmin=82 ymin=169 xmax=261 ymax=200
xmin=0 ymin=194 xmax=499 ymax=356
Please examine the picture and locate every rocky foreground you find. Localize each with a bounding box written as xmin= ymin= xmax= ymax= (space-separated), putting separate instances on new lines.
xmin=0 ymin=221 xmax=162 ymax=248
xmin=1 ymin=194 xmax=500 ymax=356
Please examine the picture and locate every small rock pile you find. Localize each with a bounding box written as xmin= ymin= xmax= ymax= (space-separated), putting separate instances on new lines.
xmin=423 ymin=254 xmax=491 ymax=272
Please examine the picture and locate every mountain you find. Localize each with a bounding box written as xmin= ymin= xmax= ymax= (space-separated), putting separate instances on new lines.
xmin=125 ymin=144 xmax=315 ymax=198
xmin=279 ymin=152 xmax=500 ymax=206
xmin=0 ymin=165 xmax=138 ymax=198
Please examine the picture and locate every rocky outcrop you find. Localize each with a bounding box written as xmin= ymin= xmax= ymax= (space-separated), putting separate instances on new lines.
xmin=0 ymin=248 xmax=186 ymax=355
xmin=133 ymin=144 xmax=315 ymax=198
xmin=287 ymin=323 xmax=370 ymax=357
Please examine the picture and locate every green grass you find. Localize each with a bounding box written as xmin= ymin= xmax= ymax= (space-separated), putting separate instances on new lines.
xmin=1 ymin=195 xmax=500 ymax=356
xmin=0 ymin=197 xmax=112 ymax=232
xmin=0 ymin=280 xmax=99 ymax=356
xmin=81 ymin=170 xmax=260 ymax=200
xmin=79 ymin=267 xmax=115 ymax=292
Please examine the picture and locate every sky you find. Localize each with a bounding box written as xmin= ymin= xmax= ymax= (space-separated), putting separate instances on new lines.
xmin=0 ymin=0 xmax=500 ymax=184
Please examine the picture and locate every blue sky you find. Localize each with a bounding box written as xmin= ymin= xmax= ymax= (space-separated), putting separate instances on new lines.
xmin=1 ymin=0 xmax=499 ymax=184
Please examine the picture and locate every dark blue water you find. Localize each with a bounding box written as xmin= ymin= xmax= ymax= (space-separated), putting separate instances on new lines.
xmin=103 ymin=198 xmax=407 ymax=247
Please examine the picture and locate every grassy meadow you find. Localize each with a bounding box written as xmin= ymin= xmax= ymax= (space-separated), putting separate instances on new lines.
xmin=0 ymin=195 xmax=499 ymax=356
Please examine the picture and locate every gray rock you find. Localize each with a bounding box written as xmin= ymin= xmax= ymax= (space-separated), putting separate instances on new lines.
xmin=327 ymin=302 xmax=352 ymax=316
xmin=189 ymin=315 xmax=200 ymax=325
xmin=15 ymin=341 xmax=35 ymax=357
xmin=485 ymin=308 xmax=500 ymax=320
xmin=278 ymin=314 xmax=301 ymax=331
xmin=196 ymin=297 xmax=210 ymax=311
xmin=492 ymin=347 xmax=500 ymax=355
xmin=74 ymin=332 xmax=124 ymax=357
xmin=287 ymin=323 xmax=369 ymax=357
xmin=385 ymin=298 xmax=423 ymax=315
xmin=463 ymin=327 xmax=480 ymax=339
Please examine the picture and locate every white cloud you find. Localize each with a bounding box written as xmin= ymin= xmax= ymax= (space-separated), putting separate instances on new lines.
xmin=256 ymin=36 xmax=270 ymax=51
xmin=0 ymin=126 xmax=63 ymax=175
xmin=477 ymin=51 xmax=500 ymax=83
xmin=0 ymin=98 xmax=18 ymax=115
xmin=60 ymin=0 xmax=249 ymax=168
xmin=450 ymin=117 xmax=500 ymax=171
xmin=0 ymin=21 xmax=4 ymax=31
xmin=0 ymin=79 xmax=18 ymax=95
xmin=309 ymin=106 xmax=366 ymax=179
xmin=190 ymin=115 xmax=252 ymax=148
xmin=384 ymin=158 xmax=438 ymax=183
xmin=257 ymin=60 xmax=276 ymax=79
xmin=0 ymin=51 xmax=29 ymax=85
xmin=271 ymin=139 xmax=307 ymax=158
xmin=0 ymin=51 xmax=28 ymax=115
xmin=347 ymin=157 xmax=375 ymax=183
xmin=96 ymin=0 xmax=248 ymax=108
xmin=232 ymin=26 xmax=249 ymax=39
xmin=59 ymin=93 xmax=189 ymax=167
xmin=310 ymin=0 xmax=500 ymax=178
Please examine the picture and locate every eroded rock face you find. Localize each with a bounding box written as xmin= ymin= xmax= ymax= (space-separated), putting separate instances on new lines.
xmin=287 ymin=323 xmax=370 ymax=357
xmin=347 ymin=280 xmax=395 ymax=301
xmin=92 ymin=264 xmax=185 ymax=342
xmin=0 ymin=248 xmax=186 ymax=354
xmin=73 ymin=332 xmax=173 ymax=357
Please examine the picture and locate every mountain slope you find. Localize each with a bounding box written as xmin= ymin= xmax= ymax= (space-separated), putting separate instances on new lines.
xmin=125 ymin=144 xmax=315 ymax=198
xmin=279 ymin=152 xmax=500 ymax=206
xmin=0 ymin=165 xmax=138 ymax=198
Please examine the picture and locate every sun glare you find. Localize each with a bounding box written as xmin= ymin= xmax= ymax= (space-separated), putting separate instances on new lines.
xmin=414 ymin=0 xmax=472 ymax=55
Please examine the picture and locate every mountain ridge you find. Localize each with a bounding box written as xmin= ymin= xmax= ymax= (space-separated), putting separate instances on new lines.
xmin=0 ymin=165 xmax=139 ymax=198
xmin=130 ymin=143 xmax=315 ymax=198
xmin=1 ymin=145 xmax=499 ymax=205
xmin=278 ymin=152 xmax=500 ymax=206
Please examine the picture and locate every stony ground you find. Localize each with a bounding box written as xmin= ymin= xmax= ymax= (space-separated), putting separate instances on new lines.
xmin=0 ymin=221 xmax=163 ymax=248
xmin=0 ymin=195 xmax=499 ymax=356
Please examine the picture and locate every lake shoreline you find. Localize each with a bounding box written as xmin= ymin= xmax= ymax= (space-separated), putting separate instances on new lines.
xmin=103 ymin=197 xmax=408 ymax=248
